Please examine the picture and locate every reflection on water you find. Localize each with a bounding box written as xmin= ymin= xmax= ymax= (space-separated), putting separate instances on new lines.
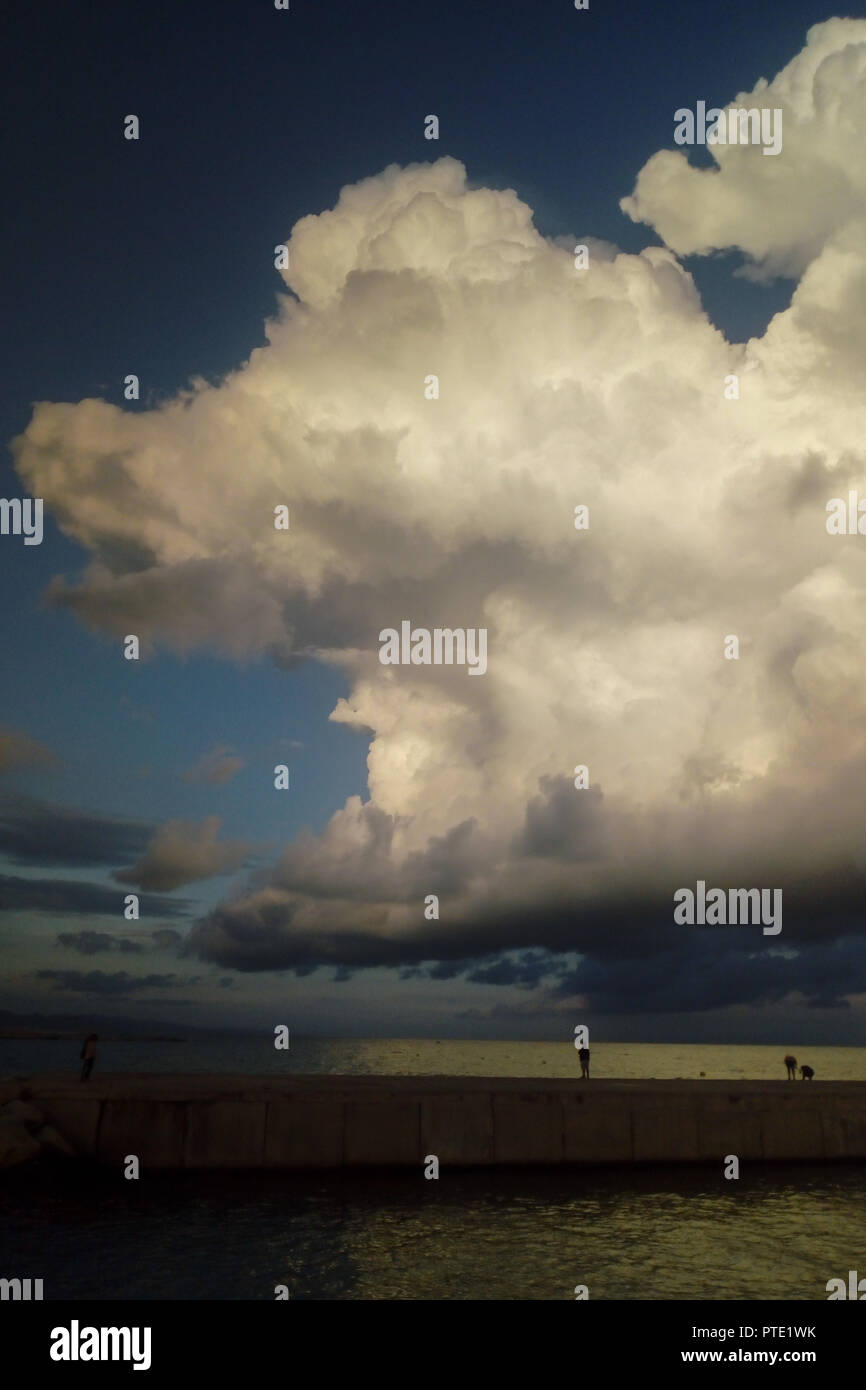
xmin=3 ymin=1163 xmax=863 ymax=1300
xmin=3 ymin=1037 xmax=866 ymax=1080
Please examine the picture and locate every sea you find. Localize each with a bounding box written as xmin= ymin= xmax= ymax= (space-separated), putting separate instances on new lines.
xmin=2 ymin=1039 xmax=865 ymax=1301
xmin=3 ymin=1035 xmax=865 ymax=1079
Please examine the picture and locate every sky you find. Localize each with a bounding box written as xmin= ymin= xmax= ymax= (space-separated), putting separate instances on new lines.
xmin=2 ymin=0 xmax=865 ymax=1043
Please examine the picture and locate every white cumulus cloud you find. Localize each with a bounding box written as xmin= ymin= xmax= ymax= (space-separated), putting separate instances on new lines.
xmin=13 ymin=19 xmax=866 ymax=1008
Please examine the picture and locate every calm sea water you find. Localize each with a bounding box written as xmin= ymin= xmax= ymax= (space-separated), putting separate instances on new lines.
xmin=2 ymin=1036 xmax=863 ymax=1079
xmin=4 ymin=1160 xmax=864 ymax=1301
xmin=3 ymin=1040 xmax=865 ymax=1300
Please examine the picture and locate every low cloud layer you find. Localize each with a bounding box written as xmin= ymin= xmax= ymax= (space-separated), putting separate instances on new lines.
xmin=56 ymin=930 xmax=143 ymax=955
xmin=0 ymin=797 xmax=152 ymax=867
xmin=113 ymin=816 xmax=252 ymax=892
xmin=12 ymin=20 xmax=866 ymax=1016
xmin=0 ymin=874 xmax=191 ymax=919
xmin=35 ymin=969 xmax=199 ymax=998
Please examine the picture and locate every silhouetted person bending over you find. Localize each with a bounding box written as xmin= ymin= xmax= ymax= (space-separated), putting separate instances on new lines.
xmin=80 ymin=1032 xmax=98 ymax=1081
xmin=784 ymin=1054 xmax=797 ymax=1080
xmin=800 ymin=1064 xmax=814 ymax=1081
xmin=578 ymin=1046 xmax=590 ymax=1079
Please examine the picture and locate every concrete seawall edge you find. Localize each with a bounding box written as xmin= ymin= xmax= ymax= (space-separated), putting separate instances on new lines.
xmin=6 ymin=1075 xmax=866 ymax=1169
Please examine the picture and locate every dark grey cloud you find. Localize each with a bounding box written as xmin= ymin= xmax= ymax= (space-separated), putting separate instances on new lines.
xmin=182 ymin=739 xmax=866 ymax=1003
xmin=151 ymin=928 xmax=184 ymax=948
xmin=551 ymin=933 xmax=866 ymax=1015
xmin=0 ymin=797 xmax=153 ymax=867
xmin=515 ymin=776 xmax=607 ymax=860
xmin=183 ymin=883 xmax=676 ymax=975
xmin=184 ymin=864 xmax=866 ymax=1017
xmin=0 ymin=874 xmax=192 ymax=918
xmin=56 ymin=930 xmax=143 ymax=956
xmin=35 ymin=969 xmax=200 ymax=997
xmin=465 ymin=951 xmax=561 ymax=989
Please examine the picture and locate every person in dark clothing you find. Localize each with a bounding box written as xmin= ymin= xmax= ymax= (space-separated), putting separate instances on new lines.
xmin=80 ymin=1032 xmax=98 ymax=1081
xmin=800 ymin=1064 xmax=814 ymax=1081
xmin=784 ymin=1054 xmax=797 ymax=1080
xmin=578 ymin=1046 xmax=590 ymax=1079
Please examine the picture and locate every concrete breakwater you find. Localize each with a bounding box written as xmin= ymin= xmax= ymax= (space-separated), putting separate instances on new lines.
xmin=3 ymin=1074 xmax=866 ymax=1169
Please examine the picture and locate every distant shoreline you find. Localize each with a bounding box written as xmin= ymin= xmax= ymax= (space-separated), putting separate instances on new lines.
xmin=0 ymin=1031 xmax=185 ymax=1042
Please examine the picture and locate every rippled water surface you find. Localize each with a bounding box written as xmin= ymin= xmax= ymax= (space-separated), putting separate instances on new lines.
xmin=4 ymin=1163 xmax=865 ymax=1300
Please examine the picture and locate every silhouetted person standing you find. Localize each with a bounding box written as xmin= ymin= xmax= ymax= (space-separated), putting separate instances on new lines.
xmin=80 ymin=1032 xmax=98 ymax=1081
xmin=578 ymin=1046 xmax=590 ymax=1079
xmin=784 ymin=1054 xmax=797 ymax=1080
xmin=800 ymin=1064 xmax=814 ymax=1081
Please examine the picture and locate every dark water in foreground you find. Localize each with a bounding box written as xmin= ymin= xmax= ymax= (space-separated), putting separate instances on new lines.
xmin=4 ymin=1041 xmax=865 ymax=1299
xmin=4 ymin=1163 xmax=865 ymax=1300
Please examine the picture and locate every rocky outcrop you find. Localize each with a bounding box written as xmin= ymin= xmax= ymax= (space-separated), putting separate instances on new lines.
xmin=2 ymin=1099 xmax=47 ymax=1127
xmin=0 ymin=1118 xmax=41 ymax=1168
xmin=0 ymin=1076 xmax=22 ymax=1106
xmin=36 ymin=1124 xmax=76 ymax=1157
xmin=0 ymin=1083 xmax=75 ymax=1167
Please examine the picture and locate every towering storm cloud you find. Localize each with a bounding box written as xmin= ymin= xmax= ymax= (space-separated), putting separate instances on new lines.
xmin=13 ymin=20 xmax=866 ymax=1007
